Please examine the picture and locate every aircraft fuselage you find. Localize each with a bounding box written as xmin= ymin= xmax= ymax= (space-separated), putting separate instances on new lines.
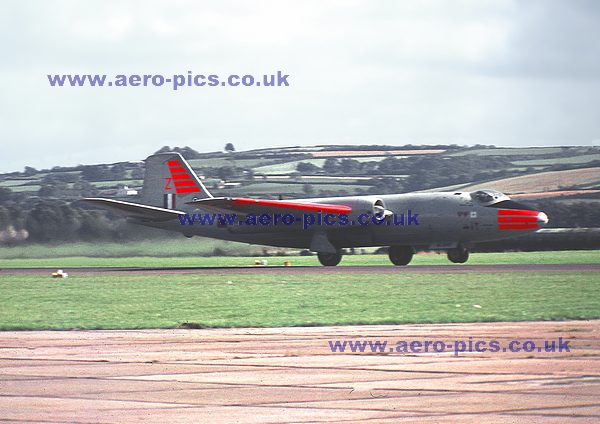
xmin=141 ymin=191 xmax=547 ymax=251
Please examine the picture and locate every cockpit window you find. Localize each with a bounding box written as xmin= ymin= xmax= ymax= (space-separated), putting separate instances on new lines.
xmin=470 ymin=189 xmax=509 ymax=205
xmin=472 ymin=191 xmax=494 ymax=203
xmin=469 ymin=189 xmax=536 ymax=210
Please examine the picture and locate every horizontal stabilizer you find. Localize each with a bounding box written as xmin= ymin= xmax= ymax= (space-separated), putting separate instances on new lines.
xmin=81 ymin=198 xmax=185 ymax=221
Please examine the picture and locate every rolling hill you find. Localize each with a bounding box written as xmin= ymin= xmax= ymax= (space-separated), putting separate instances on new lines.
xmin=0 ymin=144 xmax=599 ymax=200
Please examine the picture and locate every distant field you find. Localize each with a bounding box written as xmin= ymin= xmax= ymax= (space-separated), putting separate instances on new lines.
xmin=221 ymin=182 xmax=307 ymax=196
xmin=450 ymin=147 xmax=566 ymax=156
xmin=0 ymin=179 xmax=37 ymax=187
xmin=5 ymin=185 xmax=40 ymax=192
xmin=512 ymin=189 xmax=600 ymax=199
xmin=263 ymin=176 xmax=373 ymax=184
xmin=188 ymin=158 xmax=281 ymax=169
xmin=253 ymin=159 xmax=327 ymax=175
xmin=349 ymin=156 xmax=398 ymax=163
xmin=464 ymin=167 xmax=600 ymax=193
xmin=214 ymin=184 xmax=370 ymax=198
xmin=310 ymin=149 xmax=446 ymax=157
xmin=513 ymin=154 xmax=600 ymax=166
xmin=92 ymin=180 xmax=143 ymax=188
xmin=418 ymin=182 xmax=475 ymax=193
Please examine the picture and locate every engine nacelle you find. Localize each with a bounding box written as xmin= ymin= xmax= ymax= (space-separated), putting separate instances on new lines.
xmin=332 ymin=197 xmax=392 ymax=222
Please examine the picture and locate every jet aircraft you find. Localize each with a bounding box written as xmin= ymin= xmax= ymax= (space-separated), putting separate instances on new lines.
xmin=82 ymin=153 xmax=549 ymax=266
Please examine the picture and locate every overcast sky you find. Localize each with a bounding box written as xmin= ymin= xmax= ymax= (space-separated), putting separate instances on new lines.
xmin=1 ymin=0 xmax=600 ymax=172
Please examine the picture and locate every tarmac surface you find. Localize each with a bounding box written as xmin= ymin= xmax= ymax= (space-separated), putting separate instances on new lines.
xmin=2 ymin=263 xmax=600 ymax=276
xmin=1 ymin=321 xmax=599 ymax=423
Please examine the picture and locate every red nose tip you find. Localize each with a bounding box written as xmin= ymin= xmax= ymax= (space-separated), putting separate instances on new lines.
xmin=498 ymin=209 xmax=548 ymax=230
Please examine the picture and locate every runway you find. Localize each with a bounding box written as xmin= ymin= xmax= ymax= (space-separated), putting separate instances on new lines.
xmin=2 ymin=263 xmax=600 ymax=276
xmin=0 ymin=320 xmax=599 ymax=423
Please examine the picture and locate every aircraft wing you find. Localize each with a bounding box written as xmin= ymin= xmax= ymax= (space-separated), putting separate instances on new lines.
xmin=81 ymin=198 xmax=186 ymax=221
xmin=187 ymin=197 xmax=352 ymax=216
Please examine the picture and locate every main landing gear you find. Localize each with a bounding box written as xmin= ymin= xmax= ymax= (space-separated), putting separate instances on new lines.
xmin=388 ymin=246 xmax=414 ymax=266
xmin=317 ymin=251 xmax=343 ymax=266
xmin=314 ymin=246 xmax=468 ymax=266
xmin=447 ymin=247 xmax=469 ymax=263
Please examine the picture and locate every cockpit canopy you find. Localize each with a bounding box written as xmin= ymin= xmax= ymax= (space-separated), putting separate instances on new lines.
xmin=470 ymin=189 xmax=537 ymax=211
xmin=470 ymin=189 xmax=511 ymax=206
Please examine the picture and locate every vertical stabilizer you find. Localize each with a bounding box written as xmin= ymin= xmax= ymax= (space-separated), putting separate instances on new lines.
xmin=140 ymin=153 xmax=212 ymax=209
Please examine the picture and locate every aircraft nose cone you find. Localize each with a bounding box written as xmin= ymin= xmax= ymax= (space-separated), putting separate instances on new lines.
xmin=537 ymin=212 xmax=549 ymax=226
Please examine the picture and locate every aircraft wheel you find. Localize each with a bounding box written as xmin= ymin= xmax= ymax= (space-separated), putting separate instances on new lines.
xmin=388 ymin=246 xmax=414 ymax=266
xmin=317 ymin=252 xmax=342 ymax=266
xmin=447 ymin=247 xmax=469 ymax=263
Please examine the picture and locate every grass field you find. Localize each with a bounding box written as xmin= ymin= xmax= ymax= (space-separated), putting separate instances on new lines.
xmin=1 ymin=251 xmax=598 ymax=330
xmin=0 ymin=271 xmax=598 ymax=330
xmin=0 ymin=250 xmax=599 ymax=268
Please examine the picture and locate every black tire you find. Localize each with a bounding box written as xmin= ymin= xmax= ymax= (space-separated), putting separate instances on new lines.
xmin=447 ymin=248 xmax=469 ymax=263
xmin=388 ymin=246 xmax=414 ymax=266
xmin=317 ymin=252 xmax=342 ymax=266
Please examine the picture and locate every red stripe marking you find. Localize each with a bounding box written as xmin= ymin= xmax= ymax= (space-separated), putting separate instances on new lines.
xmin=176 ymin=187 xmax=202 ymax=194
xmin=498 ymin=209 xmax=539 ymax=217
xmin=165 ymin=160 xmax=201 ymax=193
xmin=171 ymin=173 xmax=192 ymax=180
xmin=499 ymin=223 xmax=539 ymax=230
xmin=498 ymin=217 xmax=538 ymax=223
xmin=229 ymin=198 xmax=352 ymax=214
